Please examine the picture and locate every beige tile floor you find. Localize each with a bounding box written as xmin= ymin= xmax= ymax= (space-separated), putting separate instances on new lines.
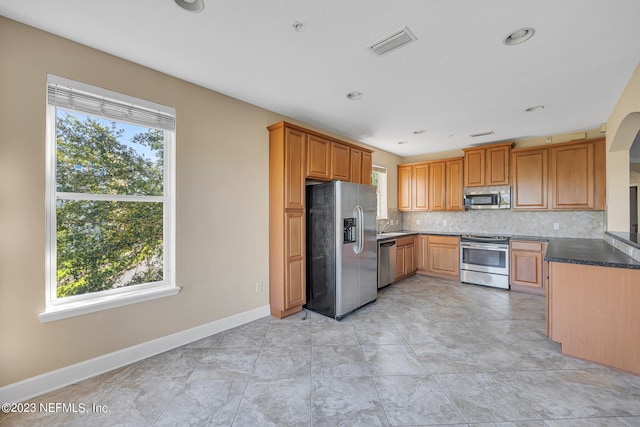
xmin=2 ymin=275 xmax=640 ymax=426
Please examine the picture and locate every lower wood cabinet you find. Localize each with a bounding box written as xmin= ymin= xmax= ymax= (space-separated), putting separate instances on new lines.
xmin=426 ymin=235 xmax=460 ymax=279
xmin=510 ymin=240 xmax=548 ymax=295
xmin=416 ymin=235 xmax=429 ymax=273
xmin=395 ymin=236 xmax=417 ymax=280
xmin=416 ymin=235 xmax=460 ymax=279
xmin=548 ymin=262 xmax=640 ymax=374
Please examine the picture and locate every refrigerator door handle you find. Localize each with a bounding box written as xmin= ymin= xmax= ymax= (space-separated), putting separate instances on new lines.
xmin=354 ymin=205 xmax=364 ymax=254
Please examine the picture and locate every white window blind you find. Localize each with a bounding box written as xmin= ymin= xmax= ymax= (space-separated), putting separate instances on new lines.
xmin=372 ymin=164 xmax=387 ymax=174
xmin=47 ymin=75 xmax=175 ymax=132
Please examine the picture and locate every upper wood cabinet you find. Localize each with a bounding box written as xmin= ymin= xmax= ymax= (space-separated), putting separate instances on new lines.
xmin=446 ymin=158 xmax=464 ymax=211
xmin=306 ymin=134 xmax=331 ymax=180
xmin=398 ymin=163 xmax=429 ymax=211
xmin=362 ymin=152 xmax=372 ymax=185
xmin=463 ymin=148 xmax=485 ymax=187
xmin=550 ymin=140 xmax=605 ymax=210
xmin=398 ymin=165 xmax=413 ymax=211
xmin=304 ymin=128 xmax=372 ymax=184
xmin=398 ymin=157 xmax=462 ymax=212
xmin=512 ymin=147 xmax=549 ymax=210
xmin=331 ymin=141 xmax=351 ymax=181
xmin=350 ymin=148 xmax=363 ymax=184
xmin=350 ymin=148 xmax=373 ymax=185
xmin=512 ymin=138 xmax=605 ymax=211
xmin=283 ymin=127 xmax=306 ymax=210
xmin=463 ymin=142 xmax=514 ymax=187
xmin=414 ymin=163 xmax=430 ymax=211
xmin=486 ymin=144 xmax=511 ymax=185
xmin=429 ymin=161 xmax=446 ymax=211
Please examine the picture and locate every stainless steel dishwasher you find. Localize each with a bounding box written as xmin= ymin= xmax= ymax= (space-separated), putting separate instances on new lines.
xmin=377 ymin=239 xmax=396 ymax=288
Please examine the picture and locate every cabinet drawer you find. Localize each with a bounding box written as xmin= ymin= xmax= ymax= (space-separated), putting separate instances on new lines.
xmin=511 ymin=240 xmax=544 ymax=252
xmin=427 ymin=235 xmax=459 ymax=245
xmin=396 ymin=236 xmax=415 ymax=247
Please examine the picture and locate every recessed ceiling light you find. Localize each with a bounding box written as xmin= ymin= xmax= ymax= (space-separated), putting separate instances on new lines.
xmin=503 ymin=27 xmax=535 ymax=45
xmin=398 ymin=141 xmax=409 ymax=145
xmin=413 ymin=130 xmax=426 ymax=134
xmin=346 ymin=92 xmax=363 ymax=100
xmin=175 ymin=0 xmax=205 ymax=13
xmin=526 ymin=105 xmax=545 ymax=112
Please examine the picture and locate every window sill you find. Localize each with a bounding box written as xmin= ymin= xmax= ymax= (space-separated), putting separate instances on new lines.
xmin=39 ymin=286 xmax=181 ymax=323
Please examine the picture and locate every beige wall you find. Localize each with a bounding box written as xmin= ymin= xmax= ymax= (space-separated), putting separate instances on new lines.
xmin=0 ymin=17 xmax=402 ymax=387
xmin=606 ymin=62 xmax=640 ymax=231
xmin=0 ymin=16 xmax=272 ymax=386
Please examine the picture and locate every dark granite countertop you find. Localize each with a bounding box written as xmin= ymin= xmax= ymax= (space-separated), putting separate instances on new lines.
xmin=376 ymin=230 xmax=460 ymax=241
xmin=403 ymin=230 xmax=463 ymax=237
xmin=376 ymin=230 xmax=640 ymax=270
xmin=510 ymin=235 xmax=550 ymax=242
xmin=376 ymin=231 xmax=419 ymax=241
xmin=544 ymin=237 xmax=640 ymax=270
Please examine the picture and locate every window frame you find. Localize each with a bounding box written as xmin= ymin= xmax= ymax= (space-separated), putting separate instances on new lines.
xmin=372 ymin=164 xmax=388 ymax=219
xmin=41 ymin=75 xmax=179 ymax=322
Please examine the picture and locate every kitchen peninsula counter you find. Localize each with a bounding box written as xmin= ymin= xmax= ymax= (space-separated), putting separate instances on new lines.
xmin=544 ymin=237 xmax=640 ymax=270
xmin=545 ymin=237 xmax=640 ymax=375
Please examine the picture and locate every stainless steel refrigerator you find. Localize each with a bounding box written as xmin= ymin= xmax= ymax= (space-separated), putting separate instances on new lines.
xmin=305 ymin=180 xmax=377 ymax=320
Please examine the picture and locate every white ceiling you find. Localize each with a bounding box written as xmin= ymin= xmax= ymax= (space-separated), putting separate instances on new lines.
xmin=2 ymin=0 xmax=640 ymax=157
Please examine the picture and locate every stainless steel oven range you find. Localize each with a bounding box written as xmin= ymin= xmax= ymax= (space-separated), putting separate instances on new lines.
xmin=460 ymin=234 xmax=510 ymax=289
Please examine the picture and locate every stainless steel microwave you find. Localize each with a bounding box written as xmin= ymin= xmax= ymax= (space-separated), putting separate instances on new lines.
xmin=463 ymin=186 xmax=511 ymax=209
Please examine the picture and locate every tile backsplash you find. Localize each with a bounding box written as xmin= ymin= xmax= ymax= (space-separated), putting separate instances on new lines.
xmin=604 ymin=234 xmax=640 ymax=262
xmin=377 ymin=209 xmax=403 ymax=233
xmin=402 ymin=209 xmax=604 ymax=238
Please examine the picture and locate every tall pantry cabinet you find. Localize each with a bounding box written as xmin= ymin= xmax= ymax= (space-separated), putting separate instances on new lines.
xmin=268 ymin=121 xmax=374 ymax=319
xmin=268 ymin=124 xmax=306 ymax=318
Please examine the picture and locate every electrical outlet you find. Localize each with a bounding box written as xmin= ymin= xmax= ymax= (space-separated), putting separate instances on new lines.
xmin=255 ymin=282 xmax=262 ymax=293
xmin=442 ymin=220 xmax=448 ymax=226
xmin=416 ymin=219 xmax=421 ymax=225
xmin=553 ymin=223 xmax=560 ymax=230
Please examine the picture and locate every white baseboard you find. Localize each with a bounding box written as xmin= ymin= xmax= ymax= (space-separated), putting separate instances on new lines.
xmin=0 ymin=304 xmax=271 ymax=404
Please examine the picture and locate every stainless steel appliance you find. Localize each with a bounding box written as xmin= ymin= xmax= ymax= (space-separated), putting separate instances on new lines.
xmin=377 ymin=239 xmax=396 ymax=288
xmin=305 ymin=181 xmax=378 ymax=320
xmin=463 ymin=186 xmax=511 ymax=209
xmin=460 ymin=234 xmax=510 ymax=289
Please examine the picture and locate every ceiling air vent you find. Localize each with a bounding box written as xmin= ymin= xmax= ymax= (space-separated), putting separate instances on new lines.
xmin=470 ymin=131 xmax=495 ymax=138
xmin=368 ymin=26 xmax=417 ymax=56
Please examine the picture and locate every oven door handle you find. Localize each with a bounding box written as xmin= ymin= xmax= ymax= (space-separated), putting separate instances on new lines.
xmin=461 ymin=243 xmax=508 ymax=251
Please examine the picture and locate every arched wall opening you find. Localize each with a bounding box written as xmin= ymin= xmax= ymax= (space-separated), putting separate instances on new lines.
xmin=607 ymin=112 xmax=640 ymax=231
